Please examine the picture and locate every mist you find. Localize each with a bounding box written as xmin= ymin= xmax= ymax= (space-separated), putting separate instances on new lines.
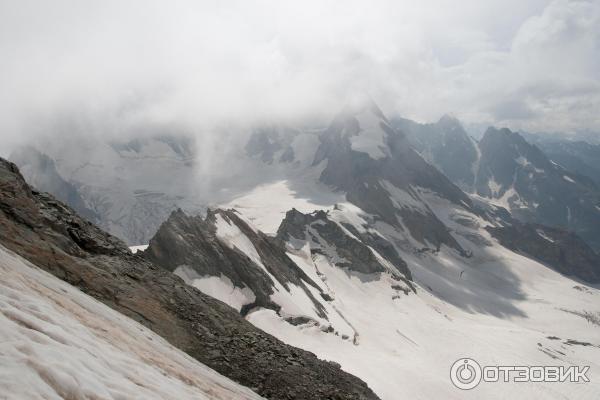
xmin=1 ymin=0 xmax=599 ymax=157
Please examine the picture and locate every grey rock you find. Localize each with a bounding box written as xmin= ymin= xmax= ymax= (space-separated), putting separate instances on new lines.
xmin=477 ymin=128 xmax=600 ymax=252
xmin=313 ymin=100 xmax=471 ymax=255
xmin=9 ymin=146 xmax=99 ymax=223
xmin=524 ymin=133 xmax=600 ymax=187
xmin=144 ymin=207 xmax=327 ymax=317
xmin=486 ymin=221 xmax=600 ymax=283
xmin=391 ymin=115 xmax=479 ymax=190
xmin=0 ymin=157 xmax=380 ymax=400
xmin=277 ymin=208 xmax=412 ymax=281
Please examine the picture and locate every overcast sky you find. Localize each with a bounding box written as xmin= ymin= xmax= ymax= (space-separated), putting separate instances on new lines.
xmin=0 ymin=0 xmax=598 ymax=149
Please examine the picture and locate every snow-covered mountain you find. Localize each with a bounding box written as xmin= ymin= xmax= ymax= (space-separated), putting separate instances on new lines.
xmin=4 ymin=99 xmax=600 ymax=399
xmin=0 ymin=157 xmax=379 ymax=400
xmin=391 ymin=114 xmax=479 ymax=191
xmin=143 ymin=176 xmax=600 ymax=399
xmin=473 ymin=128 xmax=600 ymax=250
xmin=391 ymin=116 xmax=600 ymax=252
xmin=137 ymin=100 xmax=600 ymax=399
xmin=10 ymin=133 xmax=203 ymax=245
xmin=8 ymin=124 xmax=333 ymax=245
xmin=523 ymin=133 xmax=600 ymax=187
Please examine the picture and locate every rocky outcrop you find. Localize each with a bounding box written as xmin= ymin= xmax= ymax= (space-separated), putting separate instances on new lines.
xmin=144 ymin=208 xmax=327 ymax=317
xmin=313 ymin=100 xmax=471 ymax=255
xmin=0 ymin=157 xmax=379 ymax=400
xmin=9 ymin=145 xmax=99 ymax=223
xmin=277 ymin=208 xmax=412 ymax=281
xmin=487 ymin=221 xmax=600 ymax=283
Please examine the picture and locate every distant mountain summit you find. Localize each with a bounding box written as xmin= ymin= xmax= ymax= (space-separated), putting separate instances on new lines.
xmin=524 ymin=132 xmax=600 ymax=187
xmin=474 ymin=127 xmax=600 ymax=251
xmin=314 ymin=102 xmax=472 ymax=255
xmin=4 ymin=98 xmax=600 ymax=399
xmin=392 ymin=115 xmax=600 ymax=252
xmin=391 ymin=114 xmax=479 ymax=190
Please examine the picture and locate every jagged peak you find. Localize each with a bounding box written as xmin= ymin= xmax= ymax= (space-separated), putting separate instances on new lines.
xmin=481 ymin=126 xmax=536 ymax=146
xmin=480 ymin=127 xmax=550 ymax=163
xmin=336 ymin=93 xmax=389 ymax=123
xmin=277 ymin=205 xmax=413 ymax=280
xmin=437 ymin=113 xmax=462 ymax=127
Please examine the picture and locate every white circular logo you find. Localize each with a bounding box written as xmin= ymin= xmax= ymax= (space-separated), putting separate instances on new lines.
xmin=450 ymin=358 xmax=482 ymax=390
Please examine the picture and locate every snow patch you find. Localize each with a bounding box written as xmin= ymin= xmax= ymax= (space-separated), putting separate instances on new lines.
xmin=380 ymin=180 xmax=428 ymax=214
xmin=536 ymin=229 xmax=555 ymax=243
xmin=174 ymin=266 xmax=256 ymax=312
xmin=348 ymin=110 xmax=389 ymax=160
xmin=0 ymin=245 xmax=263 ymax=400
xmin=222 ymin=180 xmax=342 ymax=234
xmin=328 ymin=202 xmax=375 ymax=236
xmin=129 ymin=244 xmax=148 ymax=253
xmin=214 ymin=213 xmax=265 ymax=268
xmin=516 ymin=156 xmax=529 ymax=167
xmin=488 ymin=177 xmax=502 ymax=197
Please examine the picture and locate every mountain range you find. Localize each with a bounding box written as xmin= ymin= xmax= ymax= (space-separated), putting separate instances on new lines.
xmin=392 ymin=115 xmax=600 ymax=252
xmin=2 ymin=99 xmax=600 ymax=399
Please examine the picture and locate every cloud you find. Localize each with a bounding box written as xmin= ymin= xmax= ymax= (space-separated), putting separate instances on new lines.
xmin=0 ymin=0 xmax=597 ymax=151
xmin=443 ymin=0 xmax=600 ymax=133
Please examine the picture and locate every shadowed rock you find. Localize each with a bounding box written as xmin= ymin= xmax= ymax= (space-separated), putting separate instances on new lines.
xmin=487 ymin=221 xmax=600 ymax=283
xmin=144 ymin=207 xmax=327 ymax=317
xmin=0 ymin=157 xmax=380 ymax=400
xmin=313 ymin=100 xmax=471 ymax=255
xmin=277 ymin=208 xmax=412 ymax=281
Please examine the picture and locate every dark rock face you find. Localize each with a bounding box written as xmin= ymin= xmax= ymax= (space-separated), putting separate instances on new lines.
xmin=525 ymin=135 xmax=600 ymax=187
xmin=313 ymin=101 xmax=471 ymax=255
xmin=277 ymin=208 xmax=412 ymax=281
xmin=144 ymin=208 xmax=326 ymax=317
xmin=476 ymin=127 xmax=600 ymax=252
xmin=0 ymin=157 xmax=379 ymax=400
xmin=487 ymin=221 xmax=600 ymax=284
xmin=391 ymin=115 xmax=479 ymax=190
xmin=475 ymin=127 xmax=556 ymax=196
xmin=9 ymin=146 xmax=99 ymax=223
xmin=403 ymin=121 xmax=600 ymax=252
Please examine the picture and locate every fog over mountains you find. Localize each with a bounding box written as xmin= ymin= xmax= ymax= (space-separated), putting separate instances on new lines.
xmin=11 ymin=99 xmax=600 ymax=255
xmin=1 ymin=1 xmax=600 ymax=399
xmin=4 ymin=97 xmax=600 ymax=398
xmin=1 ymin=0 xmax=600 ymax=151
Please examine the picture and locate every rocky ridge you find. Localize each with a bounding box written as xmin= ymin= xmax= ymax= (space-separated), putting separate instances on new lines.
xmin=0 ymin=157 xmax=379 ymax=400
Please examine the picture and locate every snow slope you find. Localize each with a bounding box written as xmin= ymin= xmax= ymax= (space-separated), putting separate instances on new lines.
xmin=0 ymin=245 xmax=264 ymax=400
xmin=222 ymin=178 xmax=343 ymax=235
xmin=348 ymin=107 xmax=390 ymax=160
xmin=209 ymin=182 xmax=600 ymax=400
